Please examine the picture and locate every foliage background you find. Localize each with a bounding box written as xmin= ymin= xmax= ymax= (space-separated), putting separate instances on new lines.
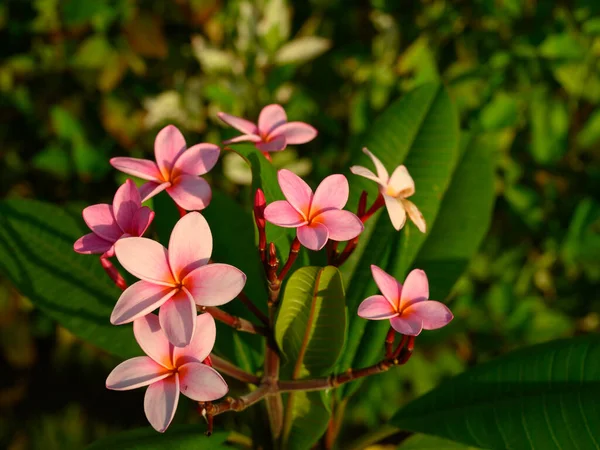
xmin=1 ymin=0 xmax=599 ymax=448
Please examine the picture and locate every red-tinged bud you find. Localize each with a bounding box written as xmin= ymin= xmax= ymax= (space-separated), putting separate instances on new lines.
xmin=254 ymin=189 xmax=266 ymax=229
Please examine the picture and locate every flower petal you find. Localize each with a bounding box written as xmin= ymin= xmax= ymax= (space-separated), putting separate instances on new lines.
xmin=310 ymin=174 xmax=349 ymax=216
xmin=183 ymin=264 xmax=246 ymax=307
xmin=110 ymin=157 xmax=163 ymax=182
xmin=256 ymin=135 xmax=287 ymax=153
xmin=132 ymin=207 xmax=155 ymax=236
xmin=383 ymin=194 xmax=407 ymax=231
xmin=277 ymin=169 xmax=312 ymax=217
xmin=371 ymin=265 xmax=401 ymax=308
xmin=388 ymin=165 xmax=415 ymax=197
xmin=155 ymin=125 xmax=187 ymax=179
xmin=264 ymin=201 xmax=307 ymax=228
xmin=402 ymin=199 xmax=427 ymax=233
xmin=144 ymin=374 xmax=180 ymax=433
xmin=167 ymin=175 xmax=212 ymax=211
xmin=349 ymin=165 xmax=386 ymax=186
xmin=139 ymin=181 xmax=171 ymax=203
xmin=357 ymin=295 xmax=398 ymax=320
xmin=82 ymin=204 xmax=121 ymax=242
xmin=404 ymin=301 xmax=453 ymax=330
xmin=113 ymin=179 xmax=142 ymax=233
xmin=389 ymin=315 xmax=423 ymax=336
xmin=106 ymin=356 xmax=171 ymax=391
xmin=168 ymin=211 xmax=212 ymax=282
xmin=110 ymin=281 xmax=177 ymax=325
xmin=173 ymin=143 xmax=220 ymax=178
xmin=133 ymin=314 xmax=173 ymax=369
xmin=297 ymin=222 xmax=329 ymax=251
xmin=178 ymin=362 xmax=228 ymax=401
xmin=313 ymin=210 xmax=363 ymax=241
xmin=362 ymin=147 xmax=389 ymax=181
xmin=223 ymin=134 xmax=263 ymax=145
xmin=399 ymin=269 xmax=429 ymax=309
xmin=217 ymin=112 xmax=258 ymax=134
xmin=115 ymin=238 xmax=175 ymax=286
xmin=173 ymin=313 xmax=216 ymax=366
xmin=159 ymin=288 xmax=197 ymax=348
xmin=258 ymin=104 xmax=287 ymax=136
xmin=270 ymin=122 xmax=317 ymax=145
xmin=73 ymin=233 xmax=113 ymax=255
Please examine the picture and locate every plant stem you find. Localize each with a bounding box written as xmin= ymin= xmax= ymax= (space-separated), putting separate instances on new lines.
xmin=200 ymin=384 xmax=272 ymax=417
xmin=385 ymin=326 xmax=396 ymax=358
xmin=210 ymin=355 xmax=261 ymax=385
xmin=202 ymin=306 xmax=268 ymax=335
xmin=99 ymin=256 xmax=127 ymax=290
xmin=237 ymin=291 xmax=269 ymax=326
xmin=278 ymin=237 xmax=300 ymax=281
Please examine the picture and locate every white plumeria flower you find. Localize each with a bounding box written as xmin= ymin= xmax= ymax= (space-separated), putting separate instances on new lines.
xmin=350 ymin=147 xmax=426 ymax=233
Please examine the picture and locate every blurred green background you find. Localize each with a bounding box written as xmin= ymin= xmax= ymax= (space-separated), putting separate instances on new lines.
xmin=1 ymin=0 xmax=599 ymax=448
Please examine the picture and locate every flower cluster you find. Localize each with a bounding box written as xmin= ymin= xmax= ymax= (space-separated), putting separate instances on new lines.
xmin=74 ymin=104 xmax=452 ymax=433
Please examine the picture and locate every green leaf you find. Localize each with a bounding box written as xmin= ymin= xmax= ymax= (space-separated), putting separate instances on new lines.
xmin=275 ymin=266 xmax=346 ymax=378
xmin=398 ymin=434 xmax=482 ymax=449
xmin=281 ymin=391 xmax=332 ymax=450
xmin=530 ymin=89 xmax=569 ymax=165
xmin=577 ymin=108 xmax=600 ymax=149
xmin=391 ymin=336 xmax=600 ymax=450
xmin=87 ymin=426 xmax=229 ymax=449
xmin=538 ymin=33 xmax=586 ymax=60
xmin=478 ymin=92 xmax=518 ymax=131
xmin=274 ymin=37 xmax=331 ymax=65
xmin=0 ymin=199 xmax=139 ymax=359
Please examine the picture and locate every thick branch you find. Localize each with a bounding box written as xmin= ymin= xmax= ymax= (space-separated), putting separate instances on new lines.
xmin=200 ymin=384 xmax=271 ymax=417
xmin=210 ymin=355 xmax=261 ymax=385
xmin=202 ymin=306 xmax=268 ymax=336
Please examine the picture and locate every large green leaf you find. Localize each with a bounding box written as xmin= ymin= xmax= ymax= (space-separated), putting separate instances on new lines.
xmin=275 ymin=266 xmax=346 ymax=377
xmin=281 ymin=391 xmax=332 ymax=450
xmin=391 ymin=336 xmax=600 ymax=450
xmin=87 ymin=426 xmax=229 ymax=449
xmin=398 ymin=434 xmax=481 ymax=449
xmin=0 ymin=199 xmax=139 ymax=359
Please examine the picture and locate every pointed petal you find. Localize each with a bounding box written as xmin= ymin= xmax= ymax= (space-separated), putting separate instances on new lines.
xmin=178 ymin=362 xmax=228 ymax=401
xmin=256 ymin=135 xmax=287 ymax=153
xmin=174 ymin=313 xmax=216 ymax=366
xmin=139 ymin=181 xmax=171 ymax=203
xmin=173 ymin=143 xmax=220 ymax=178
xmin=390 ymin=315 xmax=423 ymax=336
xmin=371 ymin=265 xmax=401 ymax=308
xmin=297 ymin=222 xmax=329 ymax=251
xmin=388 ymin=165 xmax=415 ymax=197
xmin=349 ymin=165 xmax=386 ymax=187
xmin=264 ymin=201 xmax=307 ymax=228
xmin=270 ymin=122 xmax=317 ymax=145
xmin=144 ymin=375 xmax=180 ymax=433
xmin=73 ymin=233 xmax=113 ymax=255
xmin=217 ymin=112 xmax=258 ymax=134
xmin=110 ymin=281 xmax=177 ymax=325
xmin=113 ymin=179 xmax=142 ymax=233
xmin=223 ymin=134 xmax=262 ymax=144
xmin=133 ymin=314 xmax=173 ymax=369
xmin=155 ymin=125 xmax=187 ymax=179
xmin=383 ymin=194 xmax=407 ymax=231
xmin=399 ymin=269 xmax=429 ymax=310
xmin=404 ymin=301 xmax=453 ymax=330
xmin=362 ymin=147 xmax=389 ymax=181
xmin=168 ymin=211 xmax=212 ymax=282
xmin=277 ymin=169 xmax=312 ymax=217
xmin=132 ymin=207 xmax=154 ymax=236
xmin=167 ymin=175 xmax=212 ymax=211
xmin=106 ymin=356 xmax=171 ymax=391
xmin=82 ymin=204 xmax=121 ymax=242
xmin=115 ymin=238 xmax=175 ymax=286
xmin=402 ymin=199 xmax=427 ymax=233
xmin=357 ymin=295 xmax=398 ymax=320
xmin=159 ymin=289 xmax=197 ymax=348
xmin=183 ymin=264 xmax=246 ymax=307
xmin=313 ymin=210 xmax=363 ymax=241
xmin=110 ymin=157 xmax=163 ymax=182
xmin=258 ymin=104 xmax=287 ymax=136
xmin=311 ymin=174 xmax=349 ymax=216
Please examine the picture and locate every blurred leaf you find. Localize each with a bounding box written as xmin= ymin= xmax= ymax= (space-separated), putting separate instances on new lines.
xmin=577 ymin=108 xmax=600 ymax=148
xmin=124 ymin=13 xmax=167 ymax=59
xmin=31 ymin=145 xmax=71 ymax=179
xmin=72 ymin=35 xmax=114 ymax=69
xmin=479 ymin=92 xmax=518 ymax=131
xmin=398 ymin=433 xmax=482 ymax=449
xmin=87 ymin=427 xmax=229 ymax=449
xmin=562 ymin=197 xmax=600 ymax=271
xmin=0 ymin=199 xmax=139 ymax=359
xmin=397 ymin=37 xmax=440 ymax=90
xmin=530 ymin=89 xmax=569 ymax=164
xmin=275 ymin=37 xmax=331 ymax=65
xmin=281 ymin=391 xmax=331 ymax=450
xmin=191 ymin=36 xmax=239 ymax=74
xmin=552 ymin=63 xmax=600 ymax=102
xmin=61 ymin=0 xmax=115 ymax=28
xmin=539 ymin=34 xmax=586 ymax=59
xmin=391 ymin=336 xmax=600 ymax=449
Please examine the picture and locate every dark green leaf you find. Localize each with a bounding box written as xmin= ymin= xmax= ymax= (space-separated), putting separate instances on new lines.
xmin=281 ymin=391 xmax=332 ymax=450
xmin=398 ymin=434 xmax=482 ymax=449
xmin=87 ymin=426 xmax=229 ymax=449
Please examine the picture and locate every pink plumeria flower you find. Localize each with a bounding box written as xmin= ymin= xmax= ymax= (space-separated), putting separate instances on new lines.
xmin=110 ymin=125 xmax=220 ymax=211
xmin=350 ymin=147 xmax=426 ymax=232
xmin=111 ymin=212 xmax=246 ymax=347
xmin=74 ymin=179 xmax=154 ymax=257
xmin=264 ymin=169 xmax=364 ymax=251
xmin=358 ymin=265 xmax=453 ymax=336
xmin=106 ymin=313 xmax=227 ymax=433
xmin=218 ymin=104 xmax=317 ymax=153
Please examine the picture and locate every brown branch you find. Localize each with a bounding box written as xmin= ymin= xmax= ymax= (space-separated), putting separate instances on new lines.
xmin=237 ymin=291 xmax=269 ymax=326
xmin=202 ymin=306 xmax=268 ymax=335
xmin=278 ymin=237 xmax=301 ymax=281
xmin=210 ymin=354 xmax=261 ymax=385
xmin=200 ymin=384 xmax=271 ymax=417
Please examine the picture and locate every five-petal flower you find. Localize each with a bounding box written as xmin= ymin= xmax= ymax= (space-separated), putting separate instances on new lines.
xmin=106 ymin=313 xmax=227 ymax=432
xmin=111 ymin=212 xmax=246 ymax=347
xmin=218 ymin=104 xmax=317 ymax=154
xmin=357 ymin=265 xmax=453 ymax=336
xmin=74 ymin=179 xmax=154 ymax=257
xmin=264 ymin=169 xmax=364 ymax=251
xmin=110 ymin=125 xmax=220 ymax=211
xmin=350 ymin=148 xmax=426 ymax=232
